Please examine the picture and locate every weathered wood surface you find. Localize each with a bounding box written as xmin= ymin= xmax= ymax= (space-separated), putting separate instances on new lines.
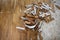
xmin=0 ymin=0 xmax=20 ymax=40
xmin=0 ymin=0 xmax=54 ymax=40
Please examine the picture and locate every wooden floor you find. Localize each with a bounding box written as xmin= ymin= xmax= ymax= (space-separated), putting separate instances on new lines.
xmin=0 ymin=0 xmax=54 ymax=40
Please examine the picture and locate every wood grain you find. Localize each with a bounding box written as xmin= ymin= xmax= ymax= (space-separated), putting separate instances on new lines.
xmin=0 ymin=0 xmax=54 ymax=40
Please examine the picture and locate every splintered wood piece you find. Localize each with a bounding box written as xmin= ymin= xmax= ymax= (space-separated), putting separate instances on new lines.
xmin=25 ymin=21 xmax=31 ymax=24
xmin=26 ymin=14 xmax=34 ymax=18
xmin=35 ymin=16 xmax=39 ymax=18
xmin=44 ymin=15 xmax=54 ymax=23
xmin=55 ymin=5 xmax=60 ymax=10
